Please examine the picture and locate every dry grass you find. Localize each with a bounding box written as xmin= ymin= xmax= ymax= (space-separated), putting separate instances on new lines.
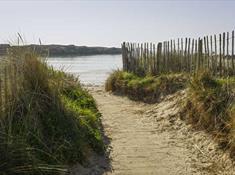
xmin=182 ymin=71 xmax=235 ymax=158
xmin=107 ymin=69 xmax=235 ymax=159
xmin=0 ymin=46 xmax=104 ymax=174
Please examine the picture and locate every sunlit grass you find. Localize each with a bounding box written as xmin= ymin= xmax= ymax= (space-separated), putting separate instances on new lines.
xmin=0 ymin=45 xmax=104 ymax=174
xmin=183 ymin=71 xmax=235 ymax=158
xmin=105 ymin=70 xmax=188 ymax=103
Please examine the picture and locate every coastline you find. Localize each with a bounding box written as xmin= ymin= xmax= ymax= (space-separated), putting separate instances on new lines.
xmin=0 ymin=44 xmax=121 ymax=56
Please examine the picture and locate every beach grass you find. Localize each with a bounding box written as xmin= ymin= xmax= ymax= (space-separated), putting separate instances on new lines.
xmin=105 ymin=70 xmax=188 ymax=103
xmin=0 ymin=46 xmax=104 ymax=174
xmin=182 ymin=71 xmax=235 ymax=158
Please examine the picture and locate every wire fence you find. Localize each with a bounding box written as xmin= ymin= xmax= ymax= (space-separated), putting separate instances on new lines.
xmin=122 ymin=31 xmax=235 ymax=77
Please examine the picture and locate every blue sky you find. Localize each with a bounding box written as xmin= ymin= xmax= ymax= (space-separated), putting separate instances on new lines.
xmin=0 ymin=0 xmax=234 ymax=47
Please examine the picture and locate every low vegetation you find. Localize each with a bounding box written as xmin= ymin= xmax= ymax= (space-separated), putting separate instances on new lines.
xmin=182 ymin=71 xmax=235 ymax=158
xmin=0 ymin=47 xmax=104 ymax=174
xmin=105 ymin=70 xmax=188 ymax=103
xmin=106 ymin=69 xmax=235 ymax=159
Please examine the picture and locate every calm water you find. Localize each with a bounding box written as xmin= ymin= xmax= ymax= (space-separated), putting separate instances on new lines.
xmin=47 ymin=54 xmax=122 ymax=85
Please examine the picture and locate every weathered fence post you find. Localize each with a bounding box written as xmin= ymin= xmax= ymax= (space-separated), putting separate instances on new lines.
xmin=206 ymin=36 xmax=210 ymax=70
xmin=167 ymin=41 xmax=170 ymax=72
xmin=232 ymin=31 xmax=235 ymax=75
xmin=223 ymin=32 xmax=226 ymax=76
xmin=182 ymin=39 xmax=184 ymax=71
xmin=226 ymin=32 xmax=229 ymax=75
xmin=173 ymin=40 xmax=177 ymax=71
xmin=203 ymin=37 xmax=207 ymax=70
xmin=214 ymin=35 xmax=218 ymax=75
xmin=184 ymin=38 xmax=188 ymax=72
xmin=123 ymin=42 xmax=126 ymax=71
xmin=187 ymin=38 xmax=191 ymax=72
xmin=140 ymin=43 xmax=143 ymax=73
xmin=219 ymin=34 xmax=222 ymax=76
xmin=210 ymin=36 xmax=214 ymax=74
xmin=153 ymin=44 xmax=156 ymax=75
xmin=156 ymin=42 xmax=162 ymax=75
xmin=191 ymin=39 xmax=194 ymax=73
xmin=198 ymin=38 xmax=203 ymax=72
xmin=144 ymin=43 xmax=147 ymax=74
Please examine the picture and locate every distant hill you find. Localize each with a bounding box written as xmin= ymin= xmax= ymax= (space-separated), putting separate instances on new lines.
xmin=0 ymin=44 xmax=10 ymax=56
xmin=0 ymin=44 xmax=121 ymax=57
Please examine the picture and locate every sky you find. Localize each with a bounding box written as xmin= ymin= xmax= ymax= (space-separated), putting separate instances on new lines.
xmin=0 ymin=0 xmax=234 ymax=47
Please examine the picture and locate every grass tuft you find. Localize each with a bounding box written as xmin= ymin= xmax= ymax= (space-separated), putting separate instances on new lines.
xmin=182 ymin=70 xmax=235 ymax=158
xmin=0 ymin=46 xmax=104 ymax=174
xmin=105 ymin=70 xmax=188 ymax=103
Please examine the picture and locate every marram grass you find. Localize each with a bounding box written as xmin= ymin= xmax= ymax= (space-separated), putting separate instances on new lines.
xmin=0 ymin=46 xmax=104 ymax=175
xmin=182 ymin=71 xmax=235 ymax=158
xmin=105 ymin=70 xmax=188 ymax=103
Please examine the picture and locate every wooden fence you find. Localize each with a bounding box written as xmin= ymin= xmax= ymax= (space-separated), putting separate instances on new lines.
xmin=122 ymin=31 xmax=235 ymax=77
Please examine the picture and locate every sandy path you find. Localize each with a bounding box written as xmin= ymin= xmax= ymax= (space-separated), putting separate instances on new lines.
xmin=87 ymin=86 xmax=234 ymax=175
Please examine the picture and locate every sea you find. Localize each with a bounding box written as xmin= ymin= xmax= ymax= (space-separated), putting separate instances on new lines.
xmin=47 ymin=54 xmax=122 ymax=85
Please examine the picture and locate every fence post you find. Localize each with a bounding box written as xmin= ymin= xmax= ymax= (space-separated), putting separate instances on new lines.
xmin=122 ymin=42 xmax=125 ymax=71
xmin=130 ymin=43 xmax=133 ymax=73
xmin=194 ymin=39 xmax=198 ymax=75
xmin=206 ymin=36 xmax=210 ymax=70
xmin=167 ymin=41 xmax=170 ymax=72
xmin=140 ymin=43 xmax=143 ymax=72
xmin=153 ymin=44 xmax=156 ymax=75
xmin=177 ymin=38 xmax=180 ymax=72
xmin=214 ymin=35 xmax=217 ymax=75
xmin=184 ymin=38 xmax=188 ymax=72
xmin=219 ymin=34 xmax=222 ymax=76
xmin=203 ymin=37 xmax=206 ymax=70
xmin=173 ymin=40 xmax=176 ymax=72
xmin=187 ymin=38 xmax=191 ymax=72
xmin=122 ymin=42 xmax=126 ymax=71
xmin=226 ymin=32 xmax=229 ymax=75
xmin=198 ymin=38 xmax=203 ymax=72
xmin=180 ymin=38 xmax=184 ymax=72
xmin=191 ymin=39 xmax=194 ymax=73
xmin=223 ymin=32 xmax=226 ymax=76
xmin=162 ymin=42 xmax=165 ymax=73
xmin=150 ymin=43 xmax=153 ymax=74
xmin=170 ymin=40 xmax=173 ymax=72
xmin=232 ymin=31 xmax=235 ymax=75
xmin=157 ymin=42 xmax=162 ymax=75
xmin=210 ymin=36 xmax=214 ymax=75
xmin=144 ymin=43 xmax=147 ymax=74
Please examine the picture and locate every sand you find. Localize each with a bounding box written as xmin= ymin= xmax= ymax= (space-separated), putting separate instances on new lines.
xmin=71 ymin=86 xmax=235 ymax=175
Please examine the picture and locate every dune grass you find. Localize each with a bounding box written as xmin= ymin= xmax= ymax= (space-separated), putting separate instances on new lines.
xmin=106 ymin=69 xmax=235 ymax=158
xmin=0 ymin=47 xmax=104 ymax=174
xmin=182 ymin=71 xmax=235 ymax=157
xmin=105 ymin=70 xmax=188 ymax=103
